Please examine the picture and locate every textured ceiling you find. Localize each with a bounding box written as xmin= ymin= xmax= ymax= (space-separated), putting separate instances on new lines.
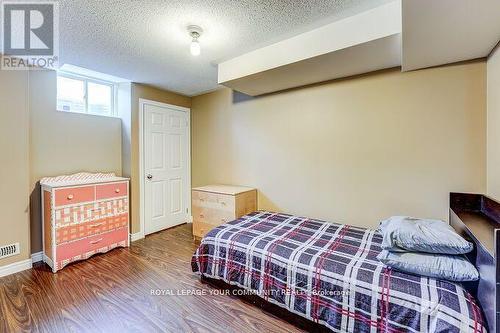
xmin=59 ymin=0 xmax=393 ymax=96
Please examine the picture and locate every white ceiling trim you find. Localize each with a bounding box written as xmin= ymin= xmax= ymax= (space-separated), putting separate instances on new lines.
xmin=218 ymin=1 xmax=401 ymax=96
xmin=218 ymin=1 xmax=401 ymax=85
xmin=218 ymin=0 xmax=500 ymax=96
xmin=221 ymin=34 xmax=401 ymax=96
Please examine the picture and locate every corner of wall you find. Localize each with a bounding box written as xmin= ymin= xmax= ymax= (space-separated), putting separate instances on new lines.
xmin=486 ymin=42 xmax=500 ymax=201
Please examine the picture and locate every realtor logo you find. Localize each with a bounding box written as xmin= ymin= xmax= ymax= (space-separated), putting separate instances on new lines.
xmin=1 ymin=1 xmax=59 ymax=70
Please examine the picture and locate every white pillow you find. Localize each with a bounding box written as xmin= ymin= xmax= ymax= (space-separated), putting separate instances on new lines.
xmin=379 ymin=216 xmax=473 ymax=254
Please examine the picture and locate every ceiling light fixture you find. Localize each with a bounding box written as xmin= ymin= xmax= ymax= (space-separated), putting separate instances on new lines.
xmin=188 ymin=25 xmax=203 ymax=56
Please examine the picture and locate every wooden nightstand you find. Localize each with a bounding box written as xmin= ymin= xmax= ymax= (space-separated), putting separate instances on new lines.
xmin=191 ymin=185 xmax=257 ymax=240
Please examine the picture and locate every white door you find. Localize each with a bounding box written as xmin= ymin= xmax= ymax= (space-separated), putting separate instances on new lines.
xmin=143 ymin=102 xmax=190 ymax=235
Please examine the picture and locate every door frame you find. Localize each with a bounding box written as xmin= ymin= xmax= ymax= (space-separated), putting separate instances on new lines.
xmin=139 ymin=98 xmax=192 ymax=238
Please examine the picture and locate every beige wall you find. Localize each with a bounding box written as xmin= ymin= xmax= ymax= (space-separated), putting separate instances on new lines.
xmin=0 ymin=59 xmax=490 ymax=266
xmin=487 ymin=45 xmax=500 ymax=201
xmin=192 ymin=62 xmax=487 ymax=228
xmin=129 ymin=84 xmax=191 ymax=233
xmin=0 ymin=69 xmax=190 ymax=258
xmin=0 ymin=70 xmax=31 ymax=266
xmin=29 ymin=70 xmax=122 ymax=253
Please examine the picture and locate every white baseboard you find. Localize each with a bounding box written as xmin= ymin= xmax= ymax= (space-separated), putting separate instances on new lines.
xmin=130 ymin=232 xmax=145 ymax=242
xmin=0 ymin=259 xmax=32 ymax=278
xmin=31 ymin=251 xmax=43 ymax=263
xmin=43 ymin=254 xmax=54 ymax=272
xmin=0 ymin=252 xmax=44 ymax=278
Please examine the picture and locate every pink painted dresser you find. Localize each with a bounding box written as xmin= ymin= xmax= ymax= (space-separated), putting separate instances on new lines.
xmin=40 ymin=172 xmax=130 ymax=272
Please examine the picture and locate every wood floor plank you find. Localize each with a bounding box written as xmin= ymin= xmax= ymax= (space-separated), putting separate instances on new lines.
xmin=0 ymin=224 xmax=305 ymax=333
xmin=0 ymin=273 xmax=37 ymax=333
xmin=18 ymin=268 xmax=70 ymax=333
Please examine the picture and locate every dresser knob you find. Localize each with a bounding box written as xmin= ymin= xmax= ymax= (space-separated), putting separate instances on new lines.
xmin=115 ymin=188 xmax=120 ymax=193
xmin=67 ymin=194 xmax=74 ymax=200
xmin=199 ymin=214 xmax=204 ymax=218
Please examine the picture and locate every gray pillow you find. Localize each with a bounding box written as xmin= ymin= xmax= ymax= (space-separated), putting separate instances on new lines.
xmin=377 ymin=250 xmax=479 ymax=282
xmin=379 ymin=216 xmax=473 ymax=254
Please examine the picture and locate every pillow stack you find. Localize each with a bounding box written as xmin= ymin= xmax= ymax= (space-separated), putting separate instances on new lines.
xmin=377 ymin=216 xmax=479 ymax=282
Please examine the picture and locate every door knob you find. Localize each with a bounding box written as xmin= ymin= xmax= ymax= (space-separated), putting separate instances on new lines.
xmin=146 ymin=174 xmax=153 ymax=180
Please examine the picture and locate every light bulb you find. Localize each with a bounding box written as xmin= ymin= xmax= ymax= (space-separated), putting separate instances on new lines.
xmin=190 ymin=39 xmax=200 ymax=56
xmin=187 ymin=25 xmax=202 ymax=56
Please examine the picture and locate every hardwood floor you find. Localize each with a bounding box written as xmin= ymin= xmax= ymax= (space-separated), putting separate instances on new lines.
xmin=0 ymin=224 xmax=305 ymax=333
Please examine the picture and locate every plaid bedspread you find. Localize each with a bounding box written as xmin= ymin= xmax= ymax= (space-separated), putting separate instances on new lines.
xmin=191 ymin=211 xmax=486 ymax=333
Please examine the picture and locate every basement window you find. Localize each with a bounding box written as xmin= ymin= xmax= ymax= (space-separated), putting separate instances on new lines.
xmin=57 ymin=72 xmax=116 ymax=117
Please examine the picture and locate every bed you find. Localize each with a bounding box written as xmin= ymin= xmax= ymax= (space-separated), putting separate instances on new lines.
xmin=192 ymin=211 xmax=487 ymax=333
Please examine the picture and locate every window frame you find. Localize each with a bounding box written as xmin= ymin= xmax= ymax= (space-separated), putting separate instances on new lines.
xmin=56 ymin=71 xmax=118 ymax=117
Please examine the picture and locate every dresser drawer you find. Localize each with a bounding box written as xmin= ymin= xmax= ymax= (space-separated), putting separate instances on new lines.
xmin=192 ymin=191 xmax=235 ymax=212
xmin=56 ymin=227 xmax=128 ymax=262
xmin=192 ymin=205 xmax=235 ymax=226
xmin=96 ymin=182 xmax=128 ymax=200
xmin=193 ymin=221 xmax=218 ymax=238
xmin=54 ymin=198 xmax=129 ymax=228
xmin=55 ymin=186 xmax=95 ymax=207
xmin=56 ymin=213 xmax=129 ymax=245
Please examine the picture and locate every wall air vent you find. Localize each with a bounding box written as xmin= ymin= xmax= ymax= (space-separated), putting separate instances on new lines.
xmin=0 ymin=243 xmax=20 ymax=259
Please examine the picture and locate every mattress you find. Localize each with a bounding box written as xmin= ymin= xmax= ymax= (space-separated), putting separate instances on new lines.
xmin=191 ymin=211 xmax=486 ymax=333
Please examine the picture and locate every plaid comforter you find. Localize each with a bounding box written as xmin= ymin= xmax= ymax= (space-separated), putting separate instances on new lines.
xmin=191 ymin=211 xmax=486 ymax=333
